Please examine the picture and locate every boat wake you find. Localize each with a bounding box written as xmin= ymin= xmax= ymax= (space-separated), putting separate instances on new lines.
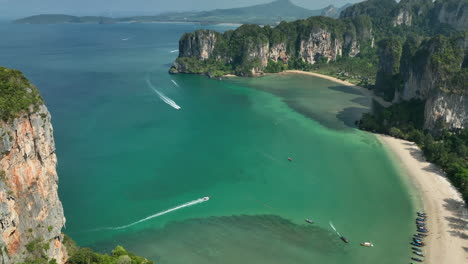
xmin=170 ymin=49 xmax=178 ymax=53
xmin=171 ymin=79 xmax=179 ymax=87
xmin=96 ymin=197 xmax=210 ymax=230
xmin=146 ymin=79 xmax=181 ymax=110
xmin=329 ymin=221 xmax=341 ymax=236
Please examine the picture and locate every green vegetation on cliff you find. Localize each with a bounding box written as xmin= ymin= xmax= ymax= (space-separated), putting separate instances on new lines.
xmin=61 ymin=235 xmax=153 ymax=264
xmin=0 ymin=67 xmax=43 ymax=121
xmin=16 ymin=237 xmax=140 ymax=264
xmin=173 ymin=15 xmax=373 ymax=78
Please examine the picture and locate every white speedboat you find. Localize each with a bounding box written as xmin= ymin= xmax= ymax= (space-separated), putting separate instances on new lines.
xmin=360 ymin=242 xmax=374 ymax=247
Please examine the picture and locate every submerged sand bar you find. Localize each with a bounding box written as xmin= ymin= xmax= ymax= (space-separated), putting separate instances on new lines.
xmin=284 ymin=70 xmax=468 ymax=263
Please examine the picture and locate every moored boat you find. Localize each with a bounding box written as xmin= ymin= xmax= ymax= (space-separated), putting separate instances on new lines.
xmin=360 ymin=242 xmax=374 ymax=247
xmin=412 ymin=247 xmax=422 ymax=252
xmin=305 ymin=218 xmax=314 ymax=224
xmin=411 ymin=257 xmax=423 ymax=262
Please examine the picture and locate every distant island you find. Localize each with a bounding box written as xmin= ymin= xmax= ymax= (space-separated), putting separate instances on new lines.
xmin=14 ymin=14 xmax=116 ymax=24
xmin=14 ymin=0 xmax=351 ymax=25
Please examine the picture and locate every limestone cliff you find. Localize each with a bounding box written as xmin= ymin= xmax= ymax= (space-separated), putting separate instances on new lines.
xmin=170 ymin=17 xmax=371 ymax=76
xmin=0 ymin=68 xmax=67 ymax=264
xmin=178 ymin=30 xmax=221 ymax=61
xmin=435 ymin=0 xmax=468 ymax=31
xmin=376 ymin=34 xmax=468 ymax=131
xmin=391 ymin=0 xmax=434 ymax=27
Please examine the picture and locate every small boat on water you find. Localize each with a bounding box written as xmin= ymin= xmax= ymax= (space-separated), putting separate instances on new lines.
xmin=305 ymin=218 xmax=314 ymax=224
xmin=288 ymin=157 xmax=293 ymax=162
xmin=340 ymin=236 xmax=349 ymax=243
xmin=360 ymin=242 xmax=373 ymax=247
xmin=416 ymin=218 xmax=426 ymax=221
xmin=411 ymin=257 xmax=423 ymax=262
xmin=414 ymin=251 xmax=424 ymax=257
xmin=202 ymin=197 xmax=210 ymax=201
xmin=411 ymin=242 xmax=423 ymax=247
xmin=416 ymin=233 xmax=427 ymax=237
xmin=418 ymin=229 xmax=428 ymax=233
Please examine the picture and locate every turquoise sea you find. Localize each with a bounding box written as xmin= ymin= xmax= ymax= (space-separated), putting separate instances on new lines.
xmin=0 ymin=22 xmax=416 ymax=264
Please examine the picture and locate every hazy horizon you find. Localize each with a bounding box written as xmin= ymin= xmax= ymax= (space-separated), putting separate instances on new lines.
xmin=1 ymin=0 xmax=363 ymax=19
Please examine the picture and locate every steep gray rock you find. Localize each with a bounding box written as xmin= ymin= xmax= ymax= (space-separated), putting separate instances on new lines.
xmin=178 ymin=30 xmax=220 ymax=60
xmin=390 ymin=35 xmax=468 ymax=130
xmin=0 ymin=105 xmax=67 ymax=264
xmin=298 ymin=29 xmax=343 ymax=64
xmin=172 ymin=20 xmax=366 ymax=76
xmin=425 ymin=92 xmax=468 ymax=130
xmin=393 ymin=9 xmax=413 ymax=26
xmin=435 ymin=0 xmax=468 ymax=31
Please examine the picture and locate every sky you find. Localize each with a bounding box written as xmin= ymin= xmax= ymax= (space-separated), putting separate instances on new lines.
xmin=0 ymin=0 xmax=363 ymax=18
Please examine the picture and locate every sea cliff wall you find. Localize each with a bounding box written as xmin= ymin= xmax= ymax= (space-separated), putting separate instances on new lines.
xmin=0 ymin=69 xmax=67 ymax=264
xmin=170 ymin=17 xmax=372 ymax=76
xmin=376 ymin=34 xmax=468 ymax=131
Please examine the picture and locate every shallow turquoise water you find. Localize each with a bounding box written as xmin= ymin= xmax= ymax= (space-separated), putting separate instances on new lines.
xmin=0 ymin=22 xmax=415 ymax=264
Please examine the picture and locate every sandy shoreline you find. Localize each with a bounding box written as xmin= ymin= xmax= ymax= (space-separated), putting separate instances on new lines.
xmin=285 ymin=69 xmax=468 ymax=263
xmin=282 ymin=70 xmax=359 ymax=87
xmin=378 ymin=136 xmax=468 ymax=264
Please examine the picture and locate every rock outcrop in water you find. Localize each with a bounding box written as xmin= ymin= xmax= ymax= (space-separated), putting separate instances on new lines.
xmin=0 ymin=68 xmax=67 ymax=264
xmin=171 ymin=0 xmax=468 ymax=131
xmin=170 ymin=17 xmax=372 ymax=76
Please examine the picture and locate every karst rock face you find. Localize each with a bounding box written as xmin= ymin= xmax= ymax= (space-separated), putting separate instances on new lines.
xmin=173 ymin=25 xmax=363 ymax=76
xmin=0 ymin=104 xmax=67 ymax=264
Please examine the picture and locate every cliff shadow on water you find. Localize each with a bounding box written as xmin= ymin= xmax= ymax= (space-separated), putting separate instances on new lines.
xmin=225 ymin=74 xmax=373 ymax=131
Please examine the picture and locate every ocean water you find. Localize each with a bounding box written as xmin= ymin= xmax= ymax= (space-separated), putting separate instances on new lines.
xmin=0 ymin=22 xmax=416 ymax=264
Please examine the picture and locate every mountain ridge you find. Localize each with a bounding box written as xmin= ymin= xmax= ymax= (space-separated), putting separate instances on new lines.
xmin=14 ymin=0 xmax=351 ymax=25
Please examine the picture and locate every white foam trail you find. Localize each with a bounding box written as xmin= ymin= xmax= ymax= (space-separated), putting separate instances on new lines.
xmin=122 ymin=38 xmax=129 ymax=41
xmin=171 ymin=80 xmax=179 ymax=87
xmin=329 ymin=221 xmax=341 ymax=236
xmin=103 ymin=197 xmax=209 ymax=230
xmin=170 ymin=49 xmax=179 ymax=53
xmin=146 ymin=79 xmax=181 ymax=110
